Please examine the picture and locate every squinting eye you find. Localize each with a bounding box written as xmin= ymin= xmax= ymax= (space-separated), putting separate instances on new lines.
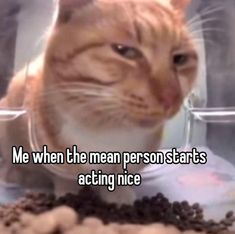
xmin=111 ymin=44 xmax=143 ymax=60
xmin=173 ymin=53 xmax=189 ymax=66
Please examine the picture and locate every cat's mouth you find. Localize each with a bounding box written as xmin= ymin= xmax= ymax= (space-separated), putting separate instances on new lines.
xmin=127 ymin=112 xmax=166 ymax=129
xmin=128 ymin=103 xmax=182 ymax=129
xmin=135 ymin=118 xmax=164 ymax=128
xmin=70 ymin=97 xmax=182 ymax=130
xmin=165 ymin=101 xmax=183 ymax=119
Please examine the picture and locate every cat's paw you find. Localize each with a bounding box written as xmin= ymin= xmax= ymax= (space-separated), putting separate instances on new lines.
xmin=97 ymin=186 xmax=136 ymax=206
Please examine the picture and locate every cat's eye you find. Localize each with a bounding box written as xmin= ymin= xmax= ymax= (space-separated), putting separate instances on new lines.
xmin=173 ymin=53 xmax=189 ymax=66
xmin=111 ymin=44 xmax=143 ymax=60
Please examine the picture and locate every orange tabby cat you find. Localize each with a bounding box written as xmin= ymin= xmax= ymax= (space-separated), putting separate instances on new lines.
xmin=0 ymin=0 xmax=198 ymax=204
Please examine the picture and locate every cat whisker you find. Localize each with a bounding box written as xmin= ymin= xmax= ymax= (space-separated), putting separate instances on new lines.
xmin=44 ymin=80 xmax=115 ymax=91
xmin=197 ymin=4 xmax=224 ymax=18
xmin=196 ymin=17 xmax=220 ymax=25
xmin=102 ymin=108 xmax=128 ymax=125
xmin=29 ymin=81 xmax=112 ymax=95
xmin=28 ymin=85 xmax=157 ymax=120
xmin=39 ymin=85 xmax=106 ymax=95
xmin=190 ymin=28 xmax=226 ymax=37
xmin=62 ymin=89 xmax=113 ymax=98
xmin=187 ymin=5 xmax=224 ymax=30
xmin=191 ymin=40 xmax=213 ymax=48
xmin=76 ymin=100 xmax=121 ymax=110
xmin=192 ymin=38 xmax=217 ymax=47
xmin=187 ymin=17 xmax=219 ymax=31
xmin=76 ymin=103 xmax=126 ymax=126
xmin=55 ymin=81 xmax=109 ymax=89
xmin=186 ymin=14 xmax=200 ymax=27
xmin=32 ymin=91 xmax=120 ymax=113
xmin=187 ymin=16 xmax=203 ymax=30
xmin=32 ymin=86 xmax=114 ymax=100
xmin=190 ymin=36 xmax=214 ymax=44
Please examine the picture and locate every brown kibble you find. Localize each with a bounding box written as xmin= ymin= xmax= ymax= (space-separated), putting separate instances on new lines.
xmin=20 ymin=228 xmax=35 ymax=234
xmin=9 ymin=222 xmax=22 ymax=232
xmin=0 ymin=189 xmax=234 ymax=234
xmin=31 ymin=212 xmax=57 ymax=234
xmin=119 ymin=224 xmax=140 ymax=234
xmin=151 ymin=224 xmax=181 ymax=234
xmin=96 ymin=226 xmax=117 ymax=234
xmin=195 ymin=213 xmax=204 ymax=219
xmin=226 ymin=211 xmax=234 ymax=219
xmin=139 ymin=225 xmax=160 ymax=234
xmin=192 ymin=203 xmax=200 ymax=209
xmin=20 ymin=213 xmax=36 ymax=226
xmin=221 ymin=219 xmax=233 ymax=227
xmin=181 ymin=201 xmax=189 ymax=207
xmin=65 ymin=226 xmax=93 ymax=234
xmin=0 ymin=225 xmax=11 ymax=234
xmin=52 ymin=206 xmax=78 ymax=231
xmin=164 ymin=225 xmax=181 ymax=234
xmin=219 ymin=231 xmax=235 ymax=234
xmin=83 ymin=217 xmax=103 ymax=227
xmin=108 ymin=223 xmax=120 ymax=232
xmin=183 ymin=231 xmax=206 ymax=234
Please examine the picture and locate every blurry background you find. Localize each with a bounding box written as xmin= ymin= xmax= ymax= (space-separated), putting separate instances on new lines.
xmin=0 ymin=0 xmax=234 ymax=160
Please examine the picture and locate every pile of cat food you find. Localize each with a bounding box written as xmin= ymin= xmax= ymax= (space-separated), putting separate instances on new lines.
xmin=0 ymin=208 xmax=206 ymax=234
xmin=0 ymin=188 xmax=234 ymax=234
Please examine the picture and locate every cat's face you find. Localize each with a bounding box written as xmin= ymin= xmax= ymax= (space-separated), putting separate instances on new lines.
xmin=44 ymin=0 xmax=198 ymax=130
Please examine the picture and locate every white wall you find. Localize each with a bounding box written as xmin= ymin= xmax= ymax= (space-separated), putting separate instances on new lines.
xmin=14 ymin=0 xmax=207 ymax=149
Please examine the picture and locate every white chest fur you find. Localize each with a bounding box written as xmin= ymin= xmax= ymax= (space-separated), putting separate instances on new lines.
xmin=59 ymin=113 xmax=157 ymax=153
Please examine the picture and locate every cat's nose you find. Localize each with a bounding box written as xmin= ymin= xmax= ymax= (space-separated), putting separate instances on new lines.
xmin=157 ymin=88 xmax=182 ymax=111
xmin=149 ymin=73 xmax=182 ymax=112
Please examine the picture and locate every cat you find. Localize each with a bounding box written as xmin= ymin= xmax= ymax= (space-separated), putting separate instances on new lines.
xmin=0 ymin=0 xmax=198 ymax=205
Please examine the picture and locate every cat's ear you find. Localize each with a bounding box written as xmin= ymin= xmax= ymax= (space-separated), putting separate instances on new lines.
xmin=56 ymin=0 xmax=93 ymax=24
xmin=170 ymin=0 xmax=191 ymax=11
